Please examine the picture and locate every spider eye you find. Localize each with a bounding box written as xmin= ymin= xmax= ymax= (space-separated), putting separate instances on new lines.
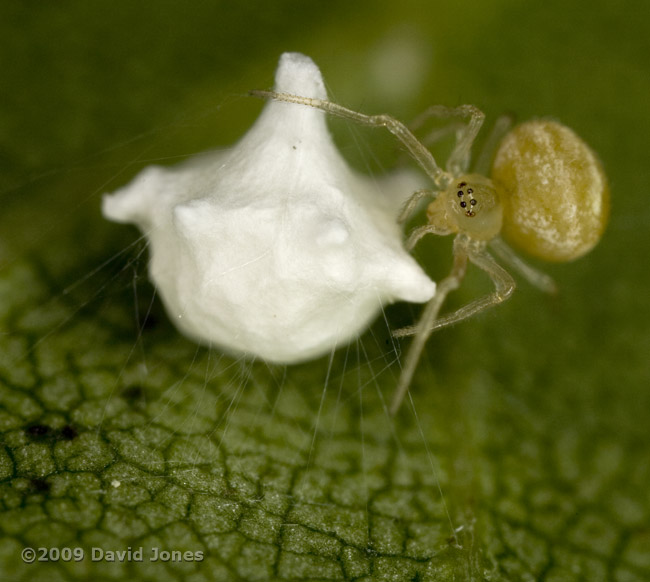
xmin=446 ymin=174 xmax=503 ymax=240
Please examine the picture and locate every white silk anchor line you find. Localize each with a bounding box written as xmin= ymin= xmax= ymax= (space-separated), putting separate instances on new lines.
xmin=103 ymin=52 xmax=435 ymax=363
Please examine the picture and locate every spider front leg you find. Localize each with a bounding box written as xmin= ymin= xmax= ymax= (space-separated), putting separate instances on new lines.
xmin=389 ymin=237 xmax=468 ymax=415
xmin=389 ymin=238 xmax=515 ymax=415
xmin=403 ymin=222 xmax=453 ymax=251
xmin=398 ymin=189 xmax=438 ymax=225
xmin=406 ymin=241 xmax=516 ymax=337
xmin=250 ymin=90 xmax=447 ymax=188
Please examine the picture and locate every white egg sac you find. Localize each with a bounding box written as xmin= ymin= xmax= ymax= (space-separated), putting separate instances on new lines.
xmin=102 ymin=52 xmax=435 ymax=363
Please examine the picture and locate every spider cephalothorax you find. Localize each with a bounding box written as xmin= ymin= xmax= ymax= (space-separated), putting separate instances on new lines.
xmin=423 ymin=174 xmax=503 ymax=241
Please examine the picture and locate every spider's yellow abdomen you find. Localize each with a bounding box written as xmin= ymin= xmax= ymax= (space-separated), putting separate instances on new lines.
xmin=491 ymin=120 xmax=609 ymax=262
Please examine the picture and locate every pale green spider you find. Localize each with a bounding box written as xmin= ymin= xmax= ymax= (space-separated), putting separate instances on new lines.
xmin=251 ymin=89 xmax=609 ymax=415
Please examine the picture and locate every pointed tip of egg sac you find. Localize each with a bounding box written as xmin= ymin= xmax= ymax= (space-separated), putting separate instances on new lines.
xmin=275 ymin=52 xmax=327 ymax=99
xmin=101 ymin=165 xmax=167 ymax=227
xmin=385 ymin=256 xmax=436 ymax=304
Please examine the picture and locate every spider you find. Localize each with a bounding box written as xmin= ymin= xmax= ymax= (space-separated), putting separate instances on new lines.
xmin=250 ymin=89 xmax=609 ymax=415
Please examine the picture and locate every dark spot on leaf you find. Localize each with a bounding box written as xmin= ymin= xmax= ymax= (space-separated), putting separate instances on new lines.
xmin=29 ymin=478 xmax=50 ymax=493
xmin=26 ymin=424 xmax=52 ymax=440
xmin=121 ymin=385 xmax=145 ymax=400
xmin=59 ymin=425 xmax=78 ymax=440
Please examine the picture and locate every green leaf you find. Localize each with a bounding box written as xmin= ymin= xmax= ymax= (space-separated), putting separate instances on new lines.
xmin=1 ymin=1 xmax=649 ymax=581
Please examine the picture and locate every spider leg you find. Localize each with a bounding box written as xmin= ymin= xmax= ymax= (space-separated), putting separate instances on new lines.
xmin=250 ymin=90 xmax=448 ymax=188
xmin=472 ymin=113 xmax=515 ymax=175
xmin=489 ymin=237 xmax=557 ymax=294
xmin=398 ymin=189 xmax=438 ymax=224
xmin=403 ymin=223 xmax=452 ymax=251
xmin=407 ymin=243 xmax=515 ymax=337
xmin=389 ymin=241 xmax=515 ymax=414
xmin=389 ymin=238 xmax=468 ymax=415
xmin=411 ymin=121 xmax=467 ymax=149
xmin=408 ymin=104 xmax=486 ymax=176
